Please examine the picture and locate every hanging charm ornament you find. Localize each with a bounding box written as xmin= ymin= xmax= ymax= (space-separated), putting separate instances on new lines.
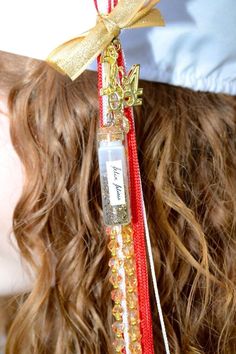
xmin=46 ymin=2 xmax=165 ymax=353
xmin=97 ymin=38 xmax=143 ymax=353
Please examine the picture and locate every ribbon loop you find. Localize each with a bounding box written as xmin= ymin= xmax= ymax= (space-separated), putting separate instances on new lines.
xmin=46 ymin=0 xmax=165 ymax=81
xmin=98 ymin=14 xmax=121 ymax=37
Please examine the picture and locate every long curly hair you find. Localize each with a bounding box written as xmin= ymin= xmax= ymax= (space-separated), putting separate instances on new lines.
xmin=1 ymin=51 xmax=236 ymax=354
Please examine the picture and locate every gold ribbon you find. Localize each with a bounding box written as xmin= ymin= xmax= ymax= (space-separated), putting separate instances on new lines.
xmin=46 ymin=0 xmax=165 ymax=81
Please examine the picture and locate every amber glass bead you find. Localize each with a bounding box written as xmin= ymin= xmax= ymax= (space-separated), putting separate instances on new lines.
xmin=124 ymin=258 xmax=135 ymax=276
xmin=122 ymin=243 xmax=134 ymax=258
xmin=129 ymin=309 xmax=140 ymax=325
xmin=122 ymin=229 xmax=133 ymax=244
xmin=111 ymin=289 xmax=123 ymax=303
xmin=112 ymin=304 xmax=123 ymax=321
xmin=109 ymin=257 xmax=122 ymax=272
xmin=129 ymin=325 xmax=142 ymax=342
xmin=126 ymin=274 xmax=137 ymax=293
xmin=122 ymin=225 xmax=132 ymax=234
xmin=108 ymin=240 xmax=119 ymax=256
xmin=127 ymin=291 xmax=138 ymax=309
xmin=113 ymin=338 xmax=125 ymax=352
xmin=112 ymin=321 xmax=124 ymax=337
xmin=129 ymin=341 xmax=142 ymax=353
xmin=109 ymin=273 xmax=122 ymax=288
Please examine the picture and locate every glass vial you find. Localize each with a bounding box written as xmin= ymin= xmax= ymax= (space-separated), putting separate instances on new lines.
xmin=97 ymin=127 xmax=131 ymax=226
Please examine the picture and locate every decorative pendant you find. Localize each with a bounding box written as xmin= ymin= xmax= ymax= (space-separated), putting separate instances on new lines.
xmin=97 ymin=126 xmax=131 ymax=226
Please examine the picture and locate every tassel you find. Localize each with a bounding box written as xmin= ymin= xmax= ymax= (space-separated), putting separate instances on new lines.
xmin=96 ymin=36 xmax=155 ymax=353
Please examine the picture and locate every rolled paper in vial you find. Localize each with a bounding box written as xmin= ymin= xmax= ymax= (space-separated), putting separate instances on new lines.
xmin=97 ymin=127 xmax=131 ymax=226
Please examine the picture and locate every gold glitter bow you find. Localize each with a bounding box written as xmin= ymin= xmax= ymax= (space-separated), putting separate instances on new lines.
xmin=46 ymin=0 xmax=164 ymax=81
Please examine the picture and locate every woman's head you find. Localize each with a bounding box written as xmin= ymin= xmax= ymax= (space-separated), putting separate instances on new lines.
xmin=1 ymin=51 xmax=236 ymax=353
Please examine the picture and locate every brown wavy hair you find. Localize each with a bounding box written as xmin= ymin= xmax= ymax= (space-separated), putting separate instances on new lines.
xmin=1 ymin=50 xmax=236 ymax=354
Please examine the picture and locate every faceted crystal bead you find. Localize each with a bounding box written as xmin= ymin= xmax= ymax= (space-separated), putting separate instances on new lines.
xmin=129 ymin=341 xmax=142 ymax=353
xmin=109 ymin=273 xmax=122 ymax=288
xmin=127 ymin=291 xmax=138 ymax=309
xmin=126 ymin=274 xmax=137 ymax=293
xmin=129 ymin=325 xmax=141 ymax=342
xmin=124 ymin=258 xmax=135 ymax=276
xmin=108 ymin=240 xmax=119 ymax=256
xmin=123 ymin=225 xmax=132 ymax=234
xmin=122 ymin=243 xmax=134 ymax=258
xmin=129 ymin=309 xmax=139 ymax=325
xmin=109 ymin=257 xmax=122 ymax=272
xmin=112 ymin=304 xmax=123 ymax=321
xmin=113 ymin=338 xmax=125 ymax=352
xmin=122 ymin=228 xmax=133 ymax=244
xmin=111 ymin=289 xmax=123 ymax=303
xmin=112 ymin=321 xmax=124 ymax=337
